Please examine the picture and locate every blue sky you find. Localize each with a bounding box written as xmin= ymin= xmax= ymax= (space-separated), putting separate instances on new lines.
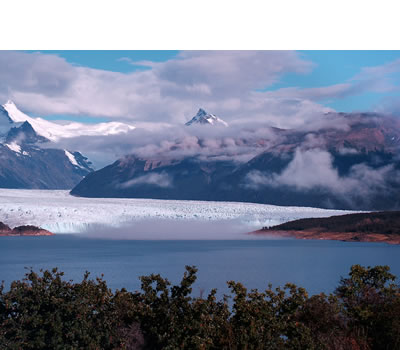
xmin=30 ymin=50 xmax=179 ymax=73
xmin=2 ymin=50 xmax=400 ymax=127
xmin=272 ymin=51 xmax=400 ymax=112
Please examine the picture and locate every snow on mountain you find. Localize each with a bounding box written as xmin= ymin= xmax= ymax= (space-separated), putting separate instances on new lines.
xmin=5 ymin=142 xmax=21 ymax=153
xmin=64 ymin=150 xmax=88 ymax=170
xmin=185 ymin=108 xmax=229 ymax=127
xmin=0 ymin=102 xmax=95 ymax=189
xmin=65 ymin=150 xmax=80 ymax=166
xmin=2 ymin=100 xmax=135 ymax=141
xmin=0 ymin=189 xmax=352 ymax=234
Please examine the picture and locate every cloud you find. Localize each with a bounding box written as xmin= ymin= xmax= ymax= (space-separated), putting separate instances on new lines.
xmin=46 ymin=109 xmax=378 ymax=169
xmin=355 ymin=58 xmax=400 ymax=91
xmin=244 ymin=148 xmax=397 ymax=206
xmin=271 ymin=149 xmax=340 ymax=190
xmin=263 ymin=84 xmax=354 ymax=101
xmin=3 ymin=50 xmax=400 ymax=169
xmin=245 ymin=149 xmax=338 ymax=190
xmin=0 ymin=50 xmax=324 ymax=127
xmin=152 ymin=51 xmax=313 ymax=98
xmin=2 ymin=51 xmax=400 ymax=129
xmin=50 ymin=121 xmax=283 ymax=168
xmin=263 ymin=58 xmax=400 ymax=105
xmin=238 ymin=94 xmax=334 ymax=129
xmin=80 ymin=218 xmax=256 ymax=240
xmin=119 ymin=171 xmax=173 ymax=189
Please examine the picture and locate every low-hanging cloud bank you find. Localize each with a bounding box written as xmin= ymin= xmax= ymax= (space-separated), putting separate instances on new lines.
xmin=245 ymin=148 xmax=399 ymax=207
xmin=49 ymin=121 xmax=284 ymax=168
xmin=79 ymin=218 xmax=264 ymax=240
xmin=48 ymin=109 xmax=394 ymax=170
xmin=119 ymin=172 xmax=173 ymax=189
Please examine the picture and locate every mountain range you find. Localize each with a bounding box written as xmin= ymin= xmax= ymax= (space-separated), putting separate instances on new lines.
xmin=71 ymin=109 xmax=400 ymax=211
xmin=1 ymin=102 xmax=400 ymax=211
xmin=0 ymin=101 xmax=133 ymax=189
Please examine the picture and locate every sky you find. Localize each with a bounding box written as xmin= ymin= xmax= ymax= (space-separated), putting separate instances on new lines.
xmin=1 ymin=48 xmax=400 ymax=199
xmin=1 ymin=50 xmax=400 ymax=128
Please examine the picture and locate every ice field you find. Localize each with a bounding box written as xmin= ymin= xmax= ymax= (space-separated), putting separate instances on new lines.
xmin=0 ymin=189 xmax=355 ymax=237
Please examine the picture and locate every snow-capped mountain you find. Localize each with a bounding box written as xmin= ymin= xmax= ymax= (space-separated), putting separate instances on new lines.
xmin=5 ymin=121 xmax=48 ymax=144
xmin=72 ymin=112 xmax=400 ymax=211
xmin=0 ymin=101 xmax=98 ymax=189
xmin=185 ymin=108 xmax=229 ymax=127
xmin=1 ymin=100 xmax=135 ymax=142
xmin=0 ymin=140 xmax=93 ymax=189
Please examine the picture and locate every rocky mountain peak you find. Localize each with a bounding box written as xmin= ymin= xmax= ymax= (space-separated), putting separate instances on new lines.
xmin=185 ymin=108 xmax=229 ymax=127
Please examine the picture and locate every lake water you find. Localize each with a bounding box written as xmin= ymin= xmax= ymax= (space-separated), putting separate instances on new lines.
xmin=1 ymin=235 xmax=400 ymax=297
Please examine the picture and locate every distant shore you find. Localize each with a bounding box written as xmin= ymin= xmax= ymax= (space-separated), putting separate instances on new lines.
xmin=0 ymin=222 xmax=54 ymax=237
xmin=252 ymin=211 xmax=400 ymax=245
xmin=252 ymin=229 xmax=400 ymax=245
xmin=0 ymin=231 xmax=54 ymax=237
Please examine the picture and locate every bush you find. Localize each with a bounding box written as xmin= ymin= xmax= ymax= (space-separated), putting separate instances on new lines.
xmin=0 ymin=265 xmax=399 ymax=349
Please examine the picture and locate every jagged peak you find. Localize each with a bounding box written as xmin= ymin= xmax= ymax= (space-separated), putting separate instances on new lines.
xmin=196 ymin=108 xmax=208 ymax=117
xmin=5 ymin=120 xmax=49 ymax=144
xmin=185 ymin=108 xmax=229 ymax=127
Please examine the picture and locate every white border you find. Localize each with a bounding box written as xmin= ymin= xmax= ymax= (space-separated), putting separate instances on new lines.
xmin=1 ymin=0 xmax=400 ymax=49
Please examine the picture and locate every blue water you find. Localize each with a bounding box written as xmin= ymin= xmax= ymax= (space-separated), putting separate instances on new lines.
xmin=1 ymin=236 xmax=399 ymax=297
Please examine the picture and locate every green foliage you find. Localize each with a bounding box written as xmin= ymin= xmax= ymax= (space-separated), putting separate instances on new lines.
xmin=335 ymin=265 xmax=400 ymax=349
xmin=0 ymin=268 xmax=123 ymax=349
xmin=1 ymin=264 xmax=399 ymax=349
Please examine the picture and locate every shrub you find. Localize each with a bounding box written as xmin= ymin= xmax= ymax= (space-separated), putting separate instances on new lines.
xmin=0 ymin=265 xmax=399 ymax=349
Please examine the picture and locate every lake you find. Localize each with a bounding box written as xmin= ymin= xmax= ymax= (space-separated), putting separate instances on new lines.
xmin=1 ymin=235 xmax=399 ymax=297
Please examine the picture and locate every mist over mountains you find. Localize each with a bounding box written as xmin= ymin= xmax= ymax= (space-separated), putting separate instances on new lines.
xmin=71 ymin=108 xmax=400 ymax=211
xmin=1 ymin=100 xmax=400 ymax=210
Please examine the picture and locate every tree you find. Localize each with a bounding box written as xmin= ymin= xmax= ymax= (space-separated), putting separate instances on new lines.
xmin=335 ymin=265 xmax=400 ymax=349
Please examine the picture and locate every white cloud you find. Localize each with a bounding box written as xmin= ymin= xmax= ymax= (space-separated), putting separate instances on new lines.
xmin=245 ymin=148 xmax=396 ymax=204
xmin=263 ymin=58 xmax=400 ymax=105
xmin=2 ymin=51 xmax=400 ymax=129
xmin=0 ymin=50 xmax=325 ymax=127
xmin=119 ymin=172 xmax=173 ymax=188
xmin=52 ymin=122 xmax=281 ymax=168
xmin=273 ymin=149 xmax=340 ymax=190
xmin=3 ymin=50 xmax=400 ymax=169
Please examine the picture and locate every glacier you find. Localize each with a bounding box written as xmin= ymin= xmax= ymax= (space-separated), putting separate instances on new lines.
xmin=0 ymin=189 xmax=354 ymax=237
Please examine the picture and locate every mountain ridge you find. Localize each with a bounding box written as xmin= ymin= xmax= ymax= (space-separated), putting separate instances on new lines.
xmin=0 ymin=101 xmax=94 ymax=189
xmin=71 ymin=110 xmax=400 ymax=210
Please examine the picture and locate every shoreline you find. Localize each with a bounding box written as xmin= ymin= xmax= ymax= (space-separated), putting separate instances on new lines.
xmin=0 ymin=231 xmax=54 ymax=237
xmin=251 ymin=229 xmax=400 ymax=245
xmin=0 ymin=222 xmax=54 ymax=237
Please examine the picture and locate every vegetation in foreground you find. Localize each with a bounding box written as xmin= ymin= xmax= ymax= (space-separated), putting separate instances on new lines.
xmin=1 ymin=265 xmax=400 ymax=350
